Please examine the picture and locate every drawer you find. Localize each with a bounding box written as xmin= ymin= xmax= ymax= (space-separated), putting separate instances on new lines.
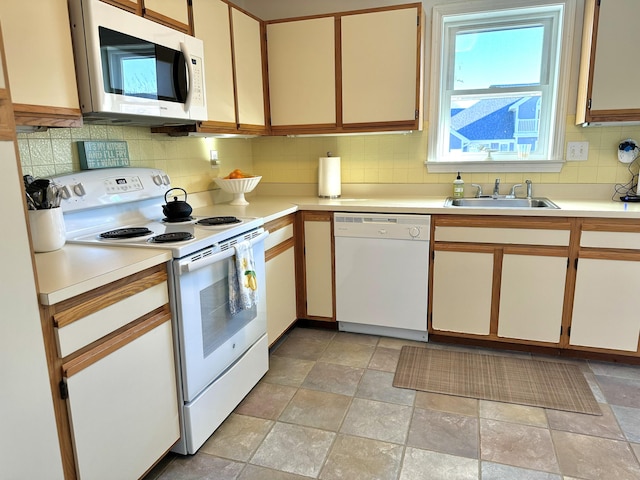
xmin=434 ymin=226 xmax=570 ymax=246
xmin=580 ymin=230 xmax=640 ymax=250
xmin=56 ymin=282 xmax=169 ymax=357
xmin=265 ymin=223 xmax=293 ymax=250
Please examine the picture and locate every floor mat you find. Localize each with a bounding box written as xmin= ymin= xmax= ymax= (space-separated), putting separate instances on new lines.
xmin=393 ymin=346 xmax=601 ymax=415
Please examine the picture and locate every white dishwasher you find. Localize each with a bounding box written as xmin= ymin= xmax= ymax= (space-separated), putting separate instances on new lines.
xmin=334 ymin=213 xmax=430 ymax=342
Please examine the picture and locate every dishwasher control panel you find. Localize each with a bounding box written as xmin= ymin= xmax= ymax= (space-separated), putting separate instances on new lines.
xmin=334 ymin=213 xmax=430 ymax=241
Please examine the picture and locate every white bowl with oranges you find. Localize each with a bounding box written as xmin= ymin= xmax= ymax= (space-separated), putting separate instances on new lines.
xmin=214 ymin=170 xmax=261 ymax=205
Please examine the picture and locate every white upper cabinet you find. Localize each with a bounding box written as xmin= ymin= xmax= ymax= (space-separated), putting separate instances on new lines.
xmin=576 ymin=0 xmax=640 ymax=124
xmin=341 ymin=6 xmax=421 ymax=127
xmin=232 ymin=7 xmax=266 ymax=131
xmin=267 ymin=17 xmax=336 ymax=131
xmin=192 ymin=0 xmax=236 ymax=127
xmin=0 ymin=0 xmax=82 ymax=127
xmin=265 ymin=3 xmax=424 ymax=135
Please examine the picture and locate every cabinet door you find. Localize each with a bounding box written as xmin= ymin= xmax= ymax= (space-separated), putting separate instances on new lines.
xmin=577 ymin=0 xmax=640 ymax=123
xmin=266 ymin=246 xmax=297 ymax=345
xmin=498 ymin=253 xmax=566 ymax=343
xmin=267 ymin=17 xmax=336 ymax=129
xmin=64 ymin=316 xmax=180 ymax=480
xmin=192 ymin=0 xmax=236 ymax=127
xmin=303 ymin=214 xmax=334 ymax=319
xmin=571 ymin=257 xmax=640 ymax=352
xmin=341 ymin=6 xmax=421 ymax=126
xmin=231 ymin=8 xmax=266 ymax=131
xmin=0 ymin=0 xmax=82 ymax=127
xmin=432 ymin=250 xmax=492 ymax=335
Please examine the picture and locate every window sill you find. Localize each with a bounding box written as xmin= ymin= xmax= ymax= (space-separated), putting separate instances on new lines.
xmin=425 ymin=159 xmax=564 ymax=173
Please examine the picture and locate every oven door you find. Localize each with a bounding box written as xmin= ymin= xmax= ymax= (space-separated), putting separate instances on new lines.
xmin=172 ymin=231 xmax=268 ymax=402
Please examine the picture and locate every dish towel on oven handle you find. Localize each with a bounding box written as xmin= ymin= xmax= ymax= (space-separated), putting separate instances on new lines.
xmin=229 ymin=240 xmax=258 ymax=315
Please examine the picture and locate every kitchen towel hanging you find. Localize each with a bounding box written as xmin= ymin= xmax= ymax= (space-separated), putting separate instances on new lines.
xmin=318 ymin=154 xmax=341 ymax=198
xmin=228 ymin=241 xmax=258 ymax=315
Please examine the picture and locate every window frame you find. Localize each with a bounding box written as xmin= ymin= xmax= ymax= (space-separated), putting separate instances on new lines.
xmin=426 ymin=0 xmax=575 ymax=173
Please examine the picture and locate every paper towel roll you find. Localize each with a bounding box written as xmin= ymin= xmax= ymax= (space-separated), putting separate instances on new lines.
xmin=318 ymin=156 xmax=341 ymax=198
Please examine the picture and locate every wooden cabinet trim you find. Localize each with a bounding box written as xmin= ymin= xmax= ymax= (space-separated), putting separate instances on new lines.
xmin=100 ymin=0 xmax=141 ymax=15
xmin=13 ymin=104 xmax=82 ymax=128
xmin=62 ymin=305 xmax=170 ymax=378
xmin=143 ymin=8 xmax=190 ymax=34
xmin=266 ymin=237 xmax=294 ymax=262
xmin=265 ymin=213 xmax=295 ymax=234
xmin=579 ymin=247 xmax=640 ymax=262
xmin=581 ymin=218 xmax=640 ymax=233
xmin=53 ymin=265 xmax=167 ymax=328
xmin=433 ymin=214 xmax=572 ymax=230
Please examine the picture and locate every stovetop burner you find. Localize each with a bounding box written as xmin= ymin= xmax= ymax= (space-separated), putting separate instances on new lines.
xmin=162 ymin=216 xmax=195 ymax=223
xmin=100 ymin=227 xmax=154 ymax=239
xmin=197 ymin=216 xmax=241 ymax=226
xmin=149 ymin=232 xmax=194 ymax=243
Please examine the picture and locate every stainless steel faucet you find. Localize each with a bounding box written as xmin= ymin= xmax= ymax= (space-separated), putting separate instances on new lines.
xmin=493 ymin=178 xmax=500 ymax=197
xmin=507 ymin=184 xmax=523 ymax=198
xmin=471 ymin=183 xmax=483 ymax=198
xmin=526 ymin=179 xmax=533 ymax=198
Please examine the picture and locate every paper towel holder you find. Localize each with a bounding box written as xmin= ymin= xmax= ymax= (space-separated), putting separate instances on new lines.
xmin=318 ymin=152 xmax=341 ymax=199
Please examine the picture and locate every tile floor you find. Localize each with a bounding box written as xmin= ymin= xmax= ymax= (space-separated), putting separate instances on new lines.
xmin=145 ymin=327 xmax=640 ymax=480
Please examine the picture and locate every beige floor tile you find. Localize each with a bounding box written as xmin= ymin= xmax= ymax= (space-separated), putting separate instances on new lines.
xmin=481 ymin=462 xmax=561 ymax=479
xmin=631 ymin=443 xmax=640 ymax=463
xmin=341 ymin=398 xmax=413 ymax=444
xmin=377 ymin=337 xmax=426 ymax=350
xmin=356 ymin=369 xmax=415 ymax=406
xmin=250 ymin=422 xmax=335 ymax=477
xmin=552 ymin=430 xmax=640 ymax=480
xmin=415 ymin=392 xmax=478 ymax=417
xmin=399 ymin=448 xmax=478 ymax=480
xmin=287 ymin=326 xmax=336 ymax=342
xmin=199 ymin=414 xmax=274 ymax=462
xmin=333 ymin=331 xmax=380 ymax=346
xmin=368 ymin=346 xmax=401 ymax=372
xmin=156 ymin=454 xmax=243 ymax=480
xmin=319 ymin=341 xmax=375 ymax=368
xmin=238 ymin=464 xmax=311 ymax=480
xmin=234 ymin=382 xmax=297 ymax=420
xmin=480 ymin=419 xmax=559 ymax=473
xmin=546 ymin=403 xmax=624 ymax=440
xmin=302 ymin=361 xmax=364 ymax=396
xmin=480 ymin=400 xmax=548 ymax=428
xmin=320 ymin=434 xmax=403 ymax=480
xmin=272 ymin=335 xmax=330 ymax=361
xmin=262 ymin=355 xmax=315 ymax=387
xmin=407 ymin=407 xmax=479 ymax=459
xmin=279 ymin=388 xmax=351 ymax=431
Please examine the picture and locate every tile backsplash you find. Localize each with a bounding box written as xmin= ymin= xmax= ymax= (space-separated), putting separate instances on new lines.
xmin=17 ymin=115 xmax=640 ymax=193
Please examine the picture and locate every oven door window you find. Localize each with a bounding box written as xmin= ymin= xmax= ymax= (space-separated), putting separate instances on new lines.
xmin=99 ymin=26 xmax=187 ymax=103
xmin=200 ymin=276 xmax=257 ymax=357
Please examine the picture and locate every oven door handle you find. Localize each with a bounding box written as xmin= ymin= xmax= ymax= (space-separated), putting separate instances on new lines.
xmin=178 ymin=230 xmax=269 ymax=275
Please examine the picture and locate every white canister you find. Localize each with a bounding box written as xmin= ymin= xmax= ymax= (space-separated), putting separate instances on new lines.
xmin=318 ymin=155 xmax=341 ymax=198
xmin=28 ymin=207 xmax=66 ymax=253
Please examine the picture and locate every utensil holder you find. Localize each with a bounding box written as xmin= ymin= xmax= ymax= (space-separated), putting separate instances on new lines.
xmin=28 ymin=207 xmax=66 ymax=252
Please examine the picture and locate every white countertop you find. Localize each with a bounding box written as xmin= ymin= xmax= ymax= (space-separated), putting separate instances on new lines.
xmin=34 ymin=192 xmax=640 ymax=306
xmin=35 ymin=244 xmax=172 ymax=305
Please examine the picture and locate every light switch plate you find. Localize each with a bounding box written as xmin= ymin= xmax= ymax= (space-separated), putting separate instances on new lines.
xmin=567 ymin=141 xmax=589 ymax=161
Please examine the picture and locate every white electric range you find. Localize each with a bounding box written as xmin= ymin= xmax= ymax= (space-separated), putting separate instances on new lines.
xmin=54 ymin=167 xmax=269 ymax=455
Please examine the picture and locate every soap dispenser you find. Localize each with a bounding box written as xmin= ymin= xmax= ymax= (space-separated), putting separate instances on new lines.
xmin=453 ymin=172 xmax=464 ymax=198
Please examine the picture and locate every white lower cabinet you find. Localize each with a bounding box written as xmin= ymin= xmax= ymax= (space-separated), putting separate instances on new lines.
xmin=432 ymin=250 xmax=493 ymax=335
xmin=63 ymin=313 xmax=179 ymax=480
xmin=265 ymin=216 xmax=297 ymax=345
xmin=498 ymin=254 xmax=566 ymax=343
xmin=302 ymin=212 xmax=334 ymax=320
xmin=571 ymin=257 xmax=640 ymax=352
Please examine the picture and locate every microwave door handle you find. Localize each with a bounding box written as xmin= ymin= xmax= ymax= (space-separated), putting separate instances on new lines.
xmin=178 ymin=230 xmax=269 ymax=275
xmin=180 ymin=41 xmax=194 ymax=113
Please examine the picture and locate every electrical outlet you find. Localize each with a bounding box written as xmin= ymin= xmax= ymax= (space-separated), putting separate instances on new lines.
xmin=567 ymin=141 xmax=589 ymax=161
xmin=209 ymin=150 xmax=220 ymax=169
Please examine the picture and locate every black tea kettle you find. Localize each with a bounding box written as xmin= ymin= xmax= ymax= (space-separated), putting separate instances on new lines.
xmin=163 ymin=188 xmax=193 ymax=219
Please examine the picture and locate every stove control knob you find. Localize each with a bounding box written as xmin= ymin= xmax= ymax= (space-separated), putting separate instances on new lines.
xmin=162 ymin=175 xmax=170 ymax=185
xmin=152 ymin=174 xmax=163 ymax=186
xmin=409 ymin=226 xmax=421 ymax=238
xmin=59 ymin=185 xmax=72 ymax=200
xmin=73 ymin=183 xmax=86 ymax=197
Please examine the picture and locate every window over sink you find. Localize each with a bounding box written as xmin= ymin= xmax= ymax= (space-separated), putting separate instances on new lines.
xmin=427 ymin=0 xmax=575 ymax=173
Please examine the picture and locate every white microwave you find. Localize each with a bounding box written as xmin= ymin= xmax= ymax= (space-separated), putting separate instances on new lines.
xmin=68 ymin=0 xmax=207 ymax=125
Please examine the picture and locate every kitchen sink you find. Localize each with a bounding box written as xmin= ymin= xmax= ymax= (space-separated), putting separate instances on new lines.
xmin=444 ymin=197 xmax=560 ymax=209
